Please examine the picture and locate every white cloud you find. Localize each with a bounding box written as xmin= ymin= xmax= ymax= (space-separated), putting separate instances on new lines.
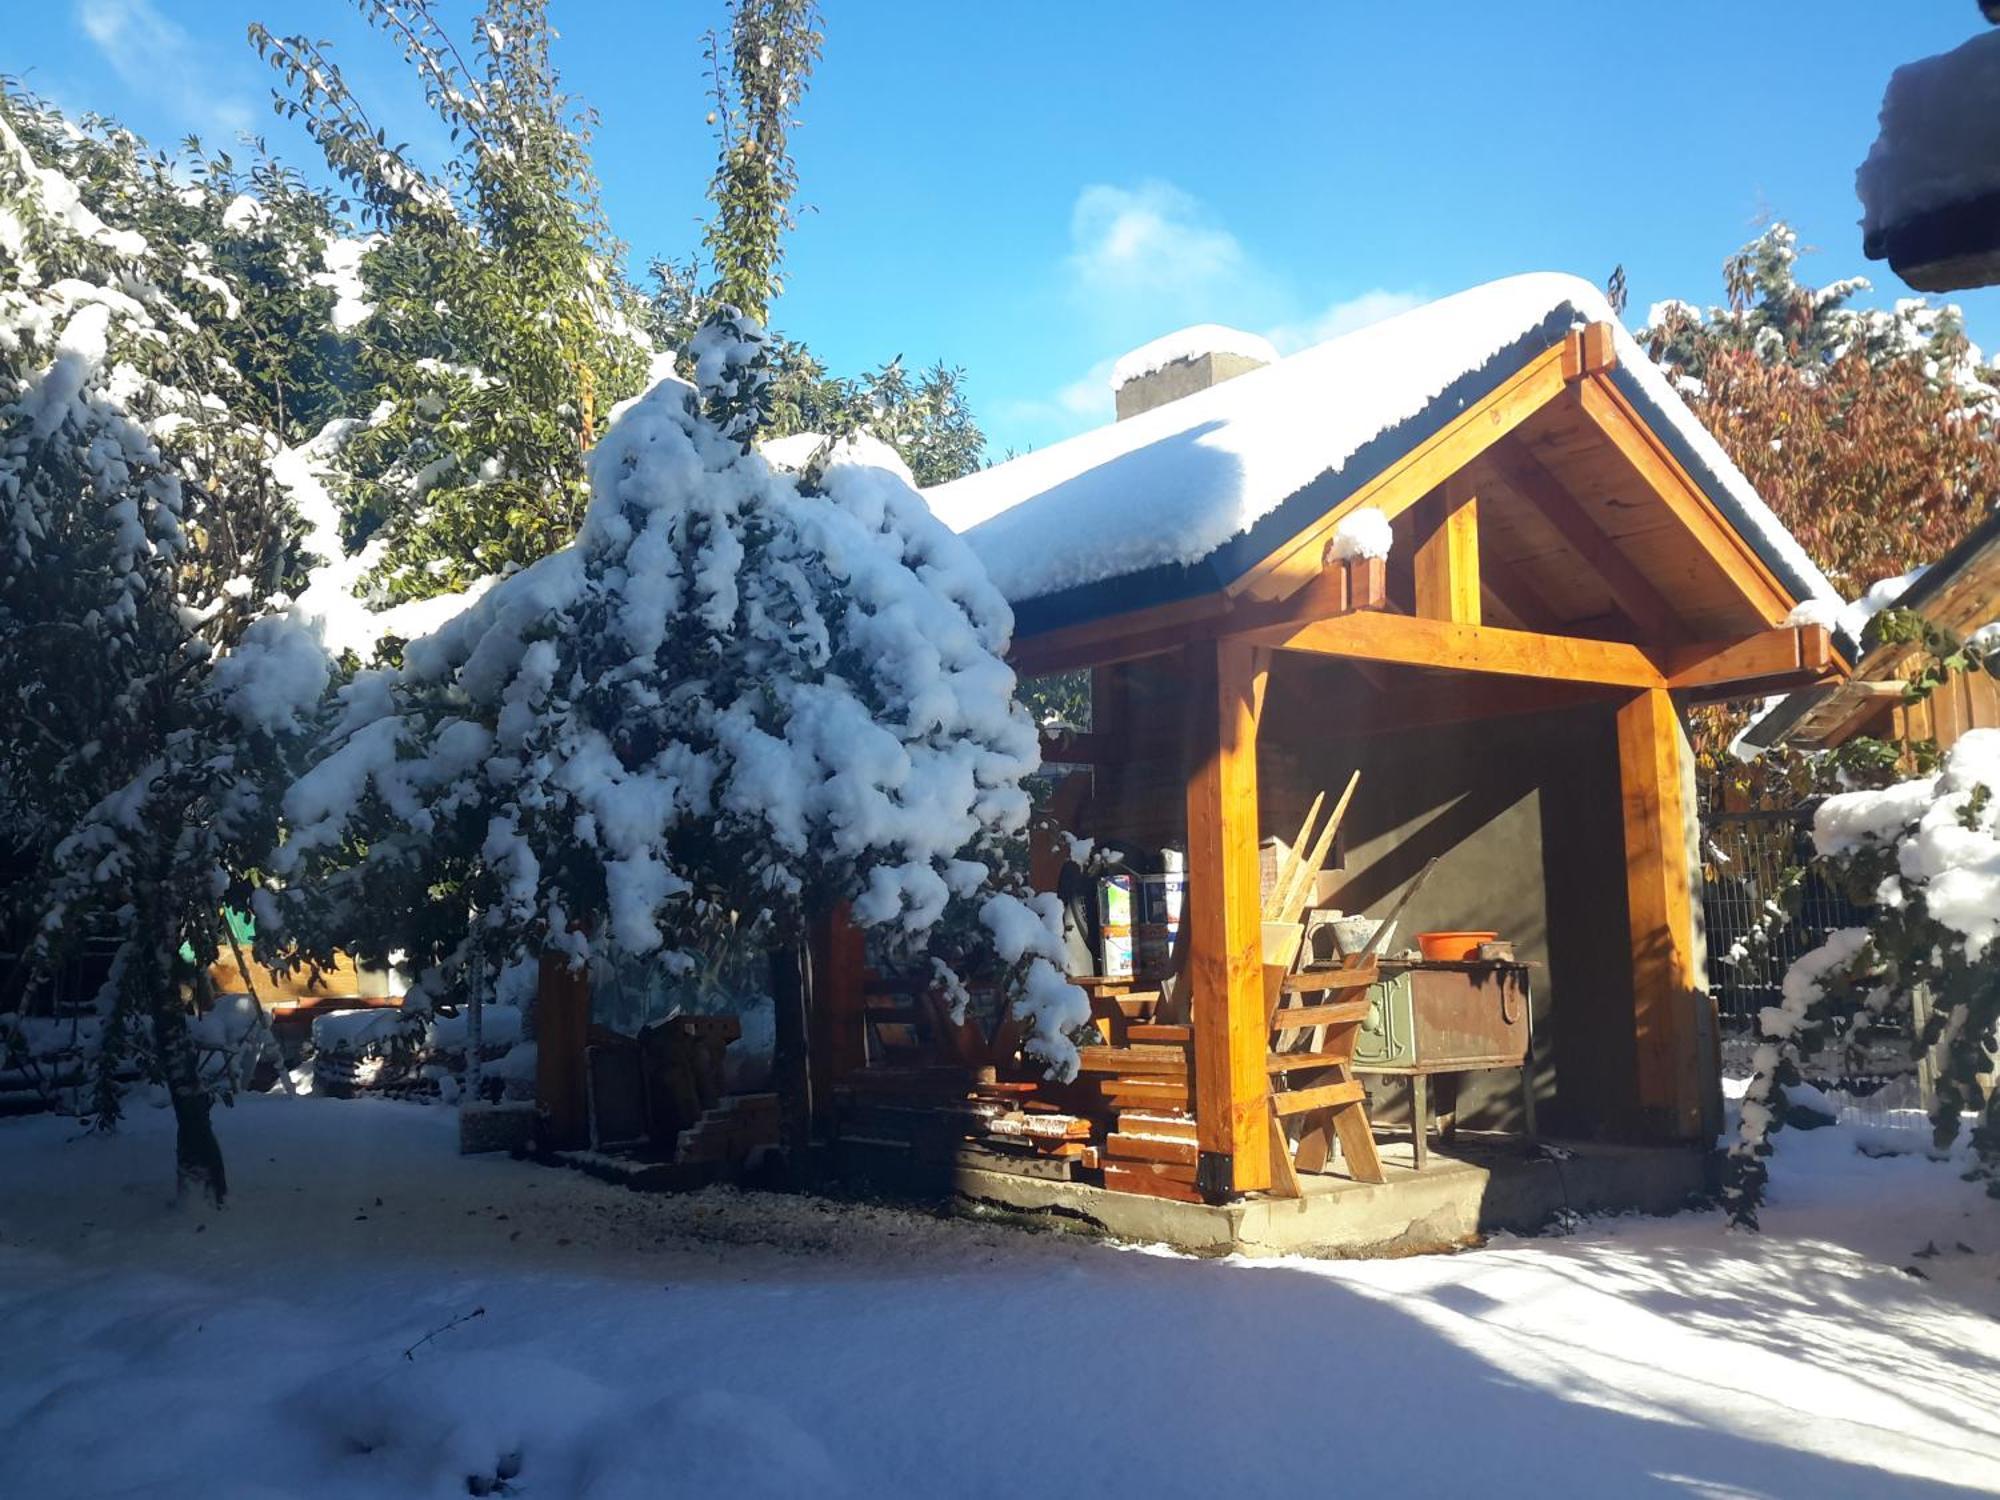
xmin=76 ymin=0 xmax=255 ymax=140
xmin=982 ymin=180 xmax=1430 ymax=458
xmin=1066 ymin=181 xmax=1250 ymax=310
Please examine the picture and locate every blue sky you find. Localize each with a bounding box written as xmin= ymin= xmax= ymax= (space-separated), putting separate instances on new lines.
xmin=13 ymin=1 xmax=2000 ymax=460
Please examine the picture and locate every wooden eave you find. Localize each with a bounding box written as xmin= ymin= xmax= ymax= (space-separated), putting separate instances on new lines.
xmin=1008 ymin=322 xmax=1845 ymax=703
xmin=1752 ymin=511 xmax=2000 ymax=749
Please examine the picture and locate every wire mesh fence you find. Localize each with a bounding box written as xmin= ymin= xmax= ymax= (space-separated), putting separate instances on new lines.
xmin=1702 ymin=807 xmax=1927 ymax=1126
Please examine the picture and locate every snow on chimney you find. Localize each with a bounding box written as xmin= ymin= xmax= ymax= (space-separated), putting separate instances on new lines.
xmin=1111 ymin=324 xmax=1277 ymax=420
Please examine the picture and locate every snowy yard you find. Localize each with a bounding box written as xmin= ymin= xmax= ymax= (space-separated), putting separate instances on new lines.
xmin=2 ymin=1097 xmax=1996 ymax=1498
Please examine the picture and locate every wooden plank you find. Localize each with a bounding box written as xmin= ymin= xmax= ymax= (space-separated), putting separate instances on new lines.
xmin=1105 ymin=1132 xmax=1200 ymax=1166
xmin=1117 ymin=1110 xmax=1197 ymax=1141
xmin=1664 ymin=625 xmax=1837 ymax=699
xmin=1329 ymin=1090 xmax=1387 ymax=1184
xmin=1615 ymin=687 xmax=1705 ymax=1139
xmin=1184 ymin=637 xmax=1272 ymax=1194
xmin=1242 ymin=609 xmax=1667 ymax=688
xmin=1482 ymin=440 xmax=1685 ymax=642
xmin=1269 ymin=1000 xmax=1372 ymax=1033
xmin=1413 ymin=476 xmax=1481 ymax=625
xmin=1073 ymin=1044 xmax=1191 ymax=1077
xmin=1271 ymin=1079 xmax=1366 ymax=1118
xmin=1573 ymin=376 xmax=1795 ymax=623
xmin=1281 ymin=967 xmax=1379 ymax=995
xmin=1098 ymin=1078 xmax=1191 ymax=1108
xmin=1103 ymin=1161 xmax=1207 ymax=1203
xmin=1124 ymin=1023 xmax=1194 ymax=1044
xmin=1228 ymin=341 xmax=1573 ymax=603
xmin=1268 ymin=1050 xmax=1366 ymax=1074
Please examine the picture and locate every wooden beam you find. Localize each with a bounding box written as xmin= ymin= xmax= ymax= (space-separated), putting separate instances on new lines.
xmin=1241 ymin=609 xmax=1667 ymax=688
xmin=1663 ymin=625 xmax=1837 ymax=700
xmin=1184 ymin=638 xmax=1272 ymax=1195
xmin=1482 ymin=440 xmax=1685 ymax=643
xmin=1413 ymin=475 xmax=1481 ymax=625
xmin=1227 ymin=340 xmax=1574 ymax=603
xmin=1573 ymin=376 xmax=1795 ymax=623
xmin=1615 ymin=688 xmax=1706 ymax=1139
xmin=1011 ymin=558 xmax=1388 ymax=678
xmin=1346 ymin=675 xmax=1621 ymax=737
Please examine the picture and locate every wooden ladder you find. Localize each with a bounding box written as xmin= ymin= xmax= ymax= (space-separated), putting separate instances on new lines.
xmin=1263 ymin=961 xmax=1386 ymax=1196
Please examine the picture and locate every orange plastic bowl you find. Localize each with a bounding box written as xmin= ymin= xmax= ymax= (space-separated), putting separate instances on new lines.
xmin=1417 ymin=930 xmax=1499 ymax=962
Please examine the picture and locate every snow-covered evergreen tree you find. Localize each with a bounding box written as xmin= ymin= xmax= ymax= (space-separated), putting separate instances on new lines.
xmin=0 ymin=89 xmax=327 ymax=1202
xmin=268 ymin=310 xmax=1087 ymax=1079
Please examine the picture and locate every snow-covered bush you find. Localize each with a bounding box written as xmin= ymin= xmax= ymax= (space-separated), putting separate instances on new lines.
xmin=1726 ymin=728 xmax=2000 ymax=1223
xmin=0 ymin=94 xmax=326 ymax=1202
xmin=269 ymin=313 xmax=1088 ymax=1076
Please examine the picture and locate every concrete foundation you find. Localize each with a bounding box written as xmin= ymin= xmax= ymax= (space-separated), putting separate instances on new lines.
xmin=844 ymin=1135 xmax=1714 ymax=1258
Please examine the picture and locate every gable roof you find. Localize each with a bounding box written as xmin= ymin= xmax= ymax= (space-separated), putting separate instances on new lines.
xmin=927 ymin=273 xmax=1843 ymax=642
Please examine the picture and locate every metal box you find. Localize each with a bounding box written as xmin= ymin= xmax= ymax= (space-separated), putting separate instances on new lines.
xmin=1355 ymin=964 xmax=1531 ymax=1071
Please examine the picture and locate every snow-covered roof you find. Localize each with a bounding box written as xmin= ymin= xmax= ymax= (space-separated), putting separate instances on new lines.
xmin=1110 ymin=324 xmax=1278 ymax=390
xmin=927 ymin=273 xmax=1840 ymax=632
xmin=1858 ymin=31 xmax=2000 ymax=241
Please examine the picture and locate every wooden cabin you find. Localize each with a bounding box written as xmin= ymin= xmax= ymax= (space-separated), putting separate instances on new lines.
xmin=536 ymin=276 xmax=1850 ymax=1247
xmin=895 ymin=275 xmax=1846 ymax=1219
xmin=1744 ymin=509 xmax=2000 ymax=760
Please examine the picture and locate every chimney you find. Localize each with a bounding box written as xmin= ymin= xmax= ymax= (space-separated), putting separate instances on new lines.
xmin=1111 ymin=324 xmax=1277 ymax=420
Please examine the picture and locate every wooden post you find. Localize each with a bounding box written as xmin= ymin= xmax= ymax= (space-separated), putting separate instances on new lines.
xmin=534 ymin=952 xmax=591 ymax=1150
xmin=807 ymin=906 xmax=867 ymax=1136
xmin=770 ymin=938 xmax=812 ymax=1179
xmin=1615 ymin=687 xmax=1705 ymax=1139
xmin=1413 ymin=475 xmax=1480 ymax=625
xmin=1184 ymin=638 xmax=1272 ymax=1196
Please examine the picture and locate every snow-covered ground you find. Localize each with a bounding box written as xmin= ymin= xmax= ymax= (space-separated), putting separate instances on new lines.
xmin=2 ymin=1096 xmax=1996 ymax=1498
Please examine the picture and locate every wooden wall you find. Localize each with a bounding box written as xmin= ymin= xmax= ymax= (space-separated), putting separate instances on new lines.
xmin=1887 ymin=662 xmax=2000 ymax=758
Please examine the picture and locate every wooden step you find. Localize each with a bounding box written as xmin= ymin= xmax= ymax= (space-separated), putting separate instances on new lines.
xmin=1103 ymin=1160 xmax=1204 ymax=1203
xmin=1104 ymin=1132 xmax=1198 ymax=1166
xmin=1269 ymin=999 xmax=1372 ymax=1033
xmin=1123 ymin=1023 xmax=1193 ymax=1045
xmin=1271 ymin=1079 xmax=1366 ymax=1117
xmin=1074 ymin=1044 xmax=1192 ymax=1077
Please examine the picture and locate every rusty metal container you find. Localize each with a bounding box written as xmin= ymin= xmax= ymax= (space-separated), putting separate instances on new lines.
xmin=1354 ymin=962 xmax=1531 ymax=1070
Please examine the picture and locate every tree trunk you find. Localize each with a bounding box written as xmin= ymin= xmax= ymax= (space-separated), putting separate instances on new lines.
xmin=151 ymin=991 xmax=227 ymax=1206
xmin=769 ymin=937 xmax=812 ymax=1182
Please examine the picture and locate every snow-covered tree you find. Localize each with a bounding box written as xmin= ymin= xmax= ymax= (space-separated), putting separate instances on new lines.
xmin=251 ymin=0 xmax=656 ymax=606
xmin=1644 ymin=223 xmax=1998 ymax=603
xmin=0 ymin=90 xmax=325 ymax=1202
xmin=1725 ymin=723 xmax=2000 ymax=1224
xmin=267 ymin=312 xmax=1087 ymax=1083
